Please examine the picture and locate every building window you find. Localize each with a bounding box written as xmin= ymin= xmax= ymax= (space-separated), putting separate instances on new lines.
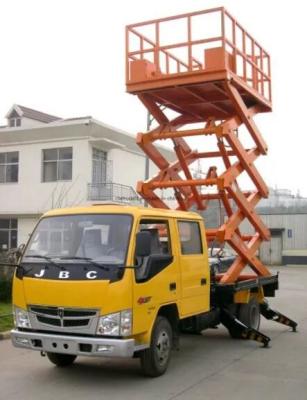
xmin=92 ymin=148 xmax=107 ymax=183
xmin=0 ymin=151 xmax=19 ymax=183
xmin=0 ymin=218 xmax=18 ymax=250
xmin=42 ymin=147 xmax=72 ymax=182
xmin=178 ymin=221 xmax=203 ymax=255
xmin=9 ymin=118 xmax=21 ymax=127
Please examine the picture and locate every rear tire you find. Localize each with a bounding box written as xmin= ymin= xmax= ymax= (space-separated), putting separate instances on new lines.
xmin=46 ymin=352 xmax=77 ymax=367
xmin=140 ymin=316 xmax=173 ymax=377
xmin=228 ymin=297 xmax=260 ymax=338
xmin=238 ymin=297 xmax=260 ymax=330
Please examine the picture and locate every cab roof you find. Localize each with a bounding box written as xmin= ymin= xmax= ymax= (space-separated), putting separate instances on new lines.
xmin=43 ymin=203 xmax=202 ymax=220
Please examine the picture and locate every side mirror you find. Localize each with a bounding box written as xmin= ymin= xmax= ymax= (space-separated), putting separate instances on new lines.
xmin=7 ymin=244 xmax=25 ymax=263
xmin=15 ymin=244 xmax=25 ymax=261
xmin=135 ymin=231 xmax=151 ymax=257
xmin=16 ymin=243 xmax=25 ymax=257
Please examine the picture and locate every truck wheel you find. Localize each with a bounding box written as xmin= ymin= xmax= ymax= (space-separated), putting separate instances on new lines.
xmin=228 ymin=297 xmax=260 ymax=339
xmin=238 ymin=297 xmax=260 ymax=330
xmin=46 ymin=352 xmax=77 ymax=367
xmin=140 ymin=316 xmax=173 ymax=377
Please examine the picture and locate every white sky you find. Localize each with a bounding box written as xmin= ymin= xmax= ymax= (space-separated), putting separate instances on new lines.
xmin=0 ymin=0 xmax=306 ymax=195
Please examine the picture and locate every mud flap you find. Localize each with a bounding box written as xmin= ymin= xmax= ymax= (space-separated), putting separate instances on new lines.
xmin=220 ymin=308 xmax=271 ymax=347
xmin=260 ymin=302 xmax=298 ymax=332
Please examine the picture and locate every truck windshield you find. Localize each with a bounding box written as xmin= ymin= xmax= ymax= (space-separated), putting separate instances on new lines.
xmin=23 ymin=214 xmax=132 ymax=265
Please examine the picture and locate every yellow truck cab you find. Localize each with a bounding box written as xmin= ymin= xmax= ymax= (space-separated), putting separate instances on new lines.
xmin=11 ymin=204 xmax=294 ymax=376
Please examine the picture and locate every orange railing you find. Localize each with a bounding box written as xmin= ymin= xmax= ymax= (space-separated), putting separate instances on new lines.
xmin=126 ymin=7 xmax=271 ymax=103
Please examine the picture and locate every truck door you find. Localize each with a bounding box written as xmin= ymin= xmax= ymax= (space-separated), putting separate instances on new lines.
xmin=177 ymin=220 xmax=210 ymax=317
xmin=132 ymin=218 xmax=180 ymax=336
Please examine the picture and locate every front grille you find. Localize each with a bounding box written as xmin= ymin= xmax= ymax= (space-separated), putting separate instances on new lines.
xmin=37 ymin=315 xmax=61 ymax=326
xmin=29 ymin=305 xmax=98 ymax=330
xmin=63 ymin=310 xmax=96 ymax=317
xmin=64 ymin=319 xmax=90 ymax=327
xmin=31 ymin=306 xmax=59 ymax=316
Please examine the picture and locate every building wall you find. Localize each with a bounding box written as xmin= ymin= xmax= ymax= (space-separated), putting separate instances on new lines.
xmin=108 ymin=148 xmax=176 ymax=205
xmin=241 ymin=213 xmax=307 ymax=265
xmin=20 ymin=117 xmax=46 ymax=128
xmin=108 ymin=148 xmax=147 ymax=188
xmin=0 ymin=126 xmax=175 ymax=248
xmin=0 ymin=138 xmax=92 ymax=215
xmin=260 ymin=214 xmax=307 ymax=250
xmin=0 ymin=141 xmax=170 ymax=247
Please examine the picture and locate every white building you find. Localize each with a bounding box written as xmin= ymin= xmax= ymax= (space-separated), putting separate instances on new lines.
xmin=0 ymin=104 xmax=174 ymax=249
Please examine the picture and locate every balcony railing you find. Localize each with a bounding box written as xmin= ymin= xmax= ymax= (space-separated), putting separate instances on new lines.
xmin=87 ymin=183 xmax=142 ymax=204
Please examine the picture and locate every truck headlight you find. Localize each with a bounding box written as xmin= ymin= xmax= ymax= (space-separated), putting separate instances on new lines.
xmin=14 ymin=307 xmax=31 ymax=329
xmin=96 ymin=309 xmax=132 ymax=337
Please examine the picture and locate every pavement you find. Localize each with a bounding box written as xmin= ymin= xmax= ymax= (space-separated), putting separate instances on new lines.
xmin=0 ymin=266 xmax=306 ymax=400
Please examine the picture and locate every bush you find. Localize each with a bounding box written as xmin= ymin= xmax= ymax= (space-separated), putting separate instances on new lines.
xmin=0 ymin=252 xmax=14 ymax=302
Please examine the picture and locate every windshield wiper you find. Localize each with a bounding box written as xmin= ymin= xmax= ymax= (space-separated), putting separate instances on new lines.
xmin=57 ymin=256 xmax=110 ymax=271
xmin=19 ymin=254 xmax=65 ymax=278
xmin=24 ymin=255 xmax=63 ymax=269
xmin=23 ymin=255 xmax=110 ymax=272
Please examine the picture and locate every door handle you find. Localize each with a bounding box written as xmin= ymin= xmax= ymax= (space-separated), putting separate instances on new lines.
xmin=200 ymin=278 xmax=207 ymax=286
xmin=169 ymin=282 xmax=176 ymax=291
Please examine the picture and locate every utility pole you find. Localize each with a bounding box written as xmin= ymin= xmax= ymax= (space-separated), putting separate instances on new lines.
xmin=144 ymin=106 xmax=166 ymax=206
xmin=144 ymin=111 xmax=154 ymax=207
xmin=145 ymin=111 xmax=152 ymax=181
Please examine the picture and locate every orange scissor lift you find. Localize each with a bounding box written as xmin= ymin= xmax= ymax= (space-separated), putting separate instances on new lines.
xmin=126 ymin=7 xmax=273 ymax=286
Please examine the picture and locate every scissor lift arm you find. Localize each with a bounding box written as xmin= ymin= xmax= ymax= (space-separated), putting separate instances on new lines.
xmin=126 ymin=7 xmax=297 ymax=343
xmin=126 ymin=8 xmax=274 ymax=284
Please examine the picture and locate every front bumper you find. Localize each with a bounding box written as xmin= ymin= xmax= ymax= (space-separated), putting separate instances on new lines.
xmin=11 ymin=329 xmax=148 ymax=358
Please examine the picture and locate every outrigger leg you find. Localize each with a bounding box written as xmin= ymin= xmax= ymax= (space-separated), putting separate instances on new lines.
xmin=260 ymin=301 xmax=298 ymax=332
xmin=221 ymin=308 xmax=271 ymax=348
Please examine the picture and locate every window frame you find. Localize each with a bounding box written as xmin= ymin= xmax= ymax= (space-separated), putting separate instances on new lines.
xmin=0 ymin=151 xmax=19 ymax=184
xmin=9 ymin=118 xmax=21 ymax=127
xmin=137 ymin=218 xmax=173 ymax=256
xmin=92 ymin=147 xmax=108 ymax=184
xmin=20 ymin=213 xmax=134 ymax=283
xmin=23 ymin=213 xmax=134 ymax=266
xmin=134 ymin=217 xmax=174 ymax=283
xmin=42 ymin=147 xmax=73 ymax=182
xmin=177 ymin=220 xmax=203 ymax=255
xmin=0 ymin=218 xmax=18 ymax=250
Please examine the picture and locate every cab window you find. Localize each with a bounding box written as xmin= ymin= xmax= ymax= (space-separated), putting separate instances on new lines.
xmin=135 ymin=219 xmax=172 ymax=283
xmin=138 ymin=219 xmax=171 ymax=255
xmin=178 ymin=221 xmax=203 ymax=255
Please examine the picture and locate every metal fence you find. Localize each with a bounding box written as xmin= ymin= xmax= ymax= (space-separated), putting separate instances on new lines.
xmin=87 ymin=182 xmax=142 ymax=204
xmin=0 ymin=313 xmax=12 ymax=319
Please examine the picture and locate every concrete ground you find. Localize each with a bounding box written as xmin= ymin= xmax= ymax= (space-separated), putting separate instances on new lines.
xmin=0 ymin=266 xmax=306 ymax=400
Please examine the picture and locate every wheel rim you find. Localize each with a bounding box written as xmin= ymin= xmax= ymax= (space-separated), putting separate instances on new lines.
xmin=155 ymin=329 xmax=171 ymax=367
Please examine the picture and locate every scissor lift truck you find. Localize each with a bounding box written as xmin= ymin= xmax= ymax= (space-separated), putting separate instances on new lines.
xmin=10 ymin=8 xmax=297 ymax=378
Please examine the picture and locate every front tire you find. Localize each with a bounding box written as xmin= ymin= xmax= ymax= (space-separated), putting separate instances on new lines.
xmin=46 ymin=352 xmax=77 ymax=367
xmin=140 ymin=316 xmax=173 ymax=377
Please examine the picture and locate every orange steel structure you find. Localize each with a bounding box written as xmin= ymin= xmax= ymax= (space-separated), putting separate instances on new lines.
xmin=125 ymin=7 xmax=272 ymax=284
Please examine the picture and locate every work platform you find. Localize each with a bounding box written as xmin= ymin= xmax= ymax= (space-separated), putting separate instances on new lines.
xmin=126 ymin=8 xmax=273 ymax=284
xmin=126 ymin=7 xmax=272 ymax=117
